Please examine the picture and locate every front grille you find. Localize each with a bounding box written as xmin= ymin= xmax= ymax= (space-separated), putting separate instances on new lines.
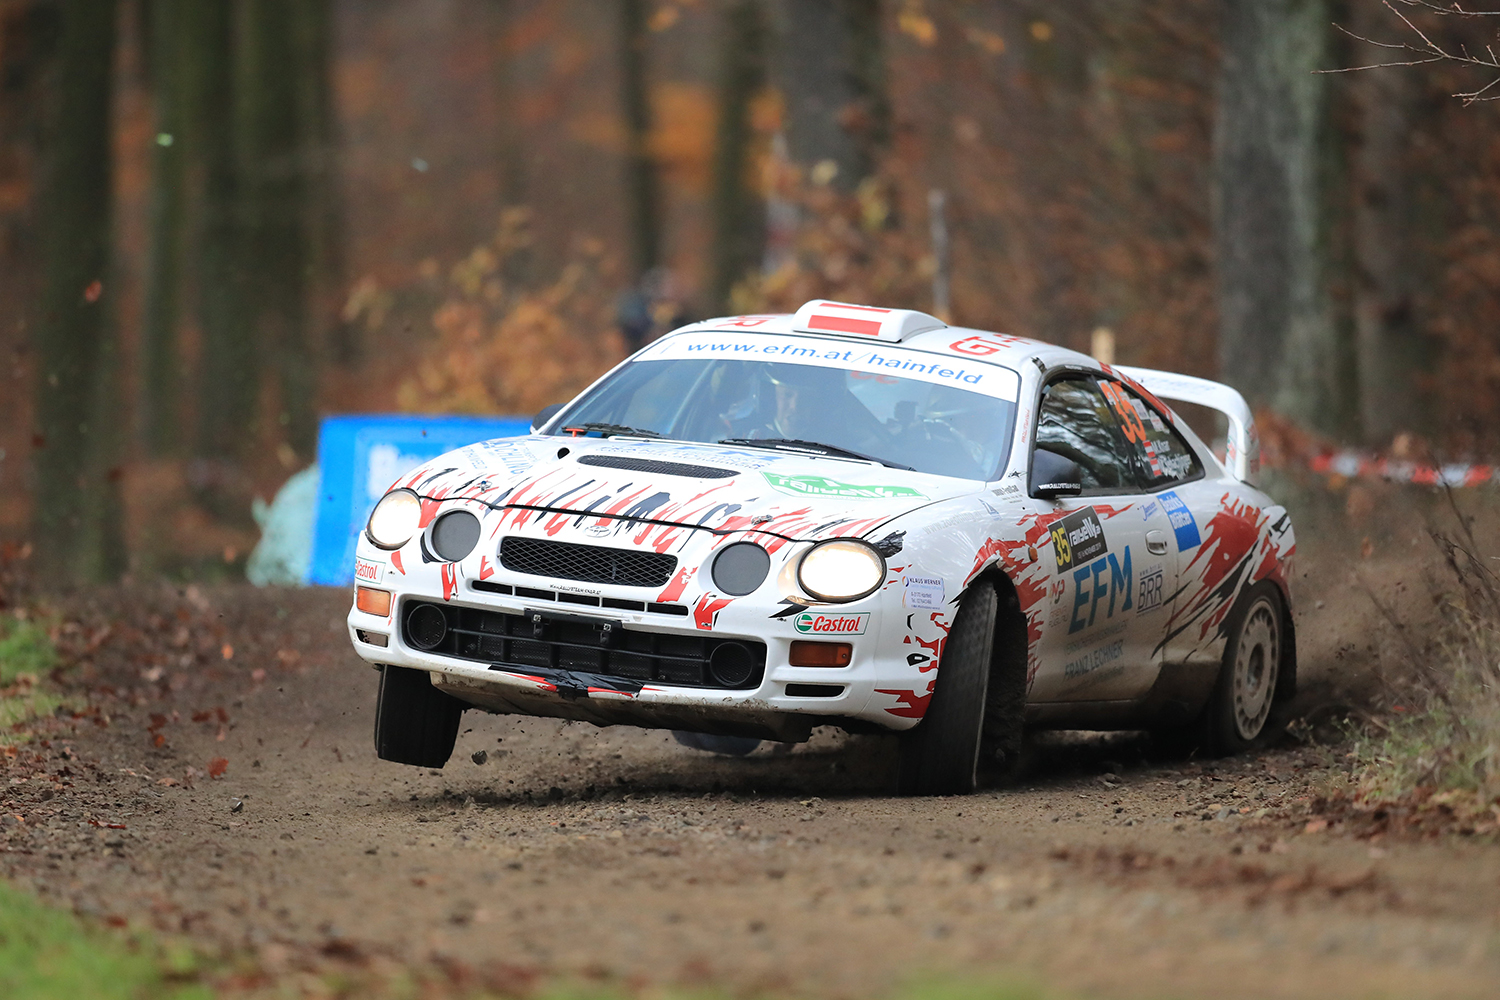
xmin=402 ymin=601 xmax=765 ymax=690
xmin=500 ymin=536 xmax=677 ymax=588
xmin=577 ymin=455 xmax=738 ymax=478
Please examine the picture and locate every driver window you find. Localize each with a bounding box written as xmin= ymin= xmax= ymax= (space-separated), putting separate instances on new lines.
xmin=1034 ymin=378 xmax=1135 ymax=494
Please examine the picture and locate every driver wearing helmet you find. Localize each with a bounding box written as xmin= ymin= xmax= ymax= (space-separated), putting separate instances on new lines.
xmin=735 ymin=363 xmax=886 ymax=452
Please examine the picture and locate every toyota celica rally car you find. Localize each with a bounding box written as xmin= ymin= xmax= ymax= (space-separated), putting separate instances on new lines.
xmin=347 ymin=299 xmax=1296 ymax=795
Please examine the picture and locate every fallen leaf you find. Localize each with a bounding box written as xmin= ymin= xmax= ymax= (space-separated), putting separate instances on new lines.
xmin=207 ymin=757 xmax=228 ymax=779
xmin=221 ymin=644 xmax=234 ymax=661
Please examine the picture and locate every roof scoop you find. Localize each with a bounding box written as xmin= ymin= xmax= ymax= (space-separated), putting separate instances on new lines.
xmin=791 ymin=300 xmax=946 ymax=343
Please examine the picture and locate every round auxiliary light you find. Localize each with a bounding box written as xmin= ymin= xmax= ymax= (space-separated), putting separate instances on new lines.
xmin=708 ymin=642 xmax=757 ymax=688
xmin=430 ymin=509 xmax=481 ymax=562
xmin=796 ymin=539 xmax=885 ymax=603
xmin=406 ymin=604 xmax=449 ymax=651
xmin=367 ymin=489 xmax=422 ymax=550
xmin=710 ymin=542 xmax=771 ymax=596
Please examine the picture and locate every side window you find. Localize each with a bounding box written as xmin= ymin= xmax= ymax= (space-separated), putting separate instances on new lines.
xmin=1034 ymin=378 xmax=1135 ymax=494
xmin=1098 ymin=379 xmax=1202 ymax=489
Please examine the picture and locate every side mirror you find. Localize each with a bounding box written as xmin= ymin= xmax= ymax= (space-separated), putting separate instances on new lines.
xmin=1030 ymin=447 xmax=1083 ymax=500
xmin=531 ymin=403 xmax=564 ymax=432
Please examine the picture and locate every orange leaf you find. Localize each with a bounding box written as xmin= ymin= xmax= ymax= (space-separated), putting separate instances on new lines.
xmin=207 ymin=758 xmax=228 ymax=779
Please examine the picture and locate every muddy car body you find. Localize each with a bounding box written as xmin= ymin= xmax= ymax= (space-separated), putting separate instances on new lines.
xmin=348 ymin=300 xmax=1296 ymax=794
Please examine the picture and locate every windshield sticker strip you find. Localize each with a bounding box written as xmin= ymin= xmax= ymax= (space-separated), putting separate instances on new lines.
xmin=641 ymin=333 xmax=1020 ymax=401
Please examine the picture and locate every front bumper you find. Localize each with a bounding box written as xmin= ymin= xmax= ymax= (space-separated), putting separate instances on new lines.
xmin=346 ymin=579 xmax=909 ymax=742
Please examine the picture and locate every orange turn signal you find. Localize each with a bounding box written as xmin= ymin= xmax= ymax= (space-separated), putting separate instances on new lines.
xmin=789 ymin=641 xmax=852 ymax=667
xmin=355 ymin=586 xmax=392 ymax=616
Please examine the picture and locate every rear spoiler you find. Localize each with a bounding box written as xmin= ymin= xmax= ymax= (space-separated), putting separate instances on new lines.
xmin=1113 ymin=366 xmax=1258 ymax=482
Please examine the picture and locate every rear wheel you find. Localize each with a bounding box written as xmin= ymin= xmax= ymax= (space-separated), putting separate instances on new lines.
xmin=373 ymin=665 xmax=464 ymax=768
xmin=1203 ymin=585 xmax=1283 ymax=756
xmin=897 ymin=580 xmax=999 ymax=796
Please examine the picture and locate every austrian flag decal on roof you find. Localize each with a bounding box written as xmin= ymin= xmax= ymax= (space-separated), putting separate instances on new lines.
xmin=791 ymin=299 xmax=947 ymax=343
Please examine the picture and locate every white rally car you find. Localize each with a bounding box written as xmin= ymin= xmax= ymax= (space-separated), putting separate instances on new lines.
xmin=347 ymin=300 xmax=1296 ymax=795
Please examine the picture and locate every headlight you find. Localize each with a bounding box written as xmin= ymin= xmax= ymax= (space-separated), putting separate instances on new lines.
xmin=366 ymin=489 xmax=422 ymax=550
xmin=796 ymin=539 xmax=885 ymax=603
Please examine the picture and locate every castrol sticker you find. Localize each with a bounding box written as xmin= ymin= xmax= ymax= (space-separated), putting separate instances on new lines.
xmin=355 ymin=557 xmax=386 ymax=583
xmin=793 ymin=612 xmax=869 ymax=635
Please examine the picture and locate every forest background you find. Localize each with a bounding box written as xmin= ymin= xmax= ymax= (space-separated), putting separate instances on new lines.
xmin=2 ymin=0 xmax=1498 ymax=585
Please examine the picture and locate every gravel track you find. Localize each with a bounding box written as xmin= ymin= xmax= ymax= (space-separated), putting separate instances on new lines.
xmin=3 ymin=567 xmax=1498 ymax=999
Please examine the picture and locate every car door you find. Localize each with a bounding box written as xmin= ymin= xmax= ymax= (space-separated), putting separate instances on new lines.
xmin=1095 ymin=377 xmax=1209 ymax=665
xmin=1027 ymin=376 xmax=1160 ymax=703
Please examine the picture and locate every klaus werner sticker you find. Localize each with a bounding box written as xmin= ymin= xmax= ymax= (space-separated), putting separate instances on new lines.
xmin=1050 ymin=506 xmax=1108 ymax=572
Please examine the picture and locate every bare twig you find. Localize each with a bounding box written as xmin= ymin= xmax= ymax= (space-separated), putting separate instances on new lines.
xmin=1324 ymin=0 xmax=1500 ymax=104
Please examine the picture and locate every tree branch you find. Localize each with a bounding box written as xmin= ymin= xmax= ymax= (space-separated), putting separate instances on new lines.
xmin=1328 ymin=0 xmax=1500 ymax=105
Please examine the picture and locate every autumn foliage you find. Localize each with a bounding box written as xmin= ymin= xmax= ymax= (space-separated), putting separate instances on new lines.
xmin=395 ymin=210 xmax=628 ymax=417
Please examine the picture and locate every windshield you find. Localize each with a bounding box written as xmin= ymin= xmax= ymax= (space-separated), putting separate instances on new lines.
xmin=549 ymin=335 xmax=1020 ymax=480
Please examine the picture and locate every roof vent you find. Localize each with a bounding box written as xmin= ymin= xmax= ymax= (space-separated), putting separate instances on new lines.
xmin=790 ymin=300 xmax=947 ymax=343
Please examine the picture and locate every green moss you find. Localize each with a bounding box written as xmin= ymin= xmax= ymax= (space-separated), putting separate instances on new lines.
xmin=0 ymin=880 xmax=211 ymax=1000
xmin=0 ymin=618 xmax=56 ymax=685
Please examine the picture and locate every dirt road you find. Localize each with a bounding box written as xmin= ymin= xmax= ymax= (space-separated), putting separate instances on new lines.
xmin=4 ymin=543 xmax=1499 ymax=998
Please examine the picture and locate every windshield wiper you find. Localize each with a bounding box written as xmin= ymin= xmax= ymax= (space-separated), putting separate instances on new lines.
xmin=558 ymin=422 xmax=663 ymax=439
xmin=717 ymin=438 xmax=914 ymax=471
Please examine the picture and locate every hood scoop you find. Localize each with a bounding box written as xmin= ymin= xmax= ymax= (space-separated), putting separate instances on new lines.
xmin=576 ymin=454 xmax=739 ymax=479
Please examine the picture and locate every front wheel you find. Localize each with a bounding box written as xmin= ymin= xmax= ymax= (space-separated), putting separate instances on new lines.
xmin=373 ymin=665 xmax=464 ymax=768
xmin=897 ymin=579 xmax=999 ymax=796
xmin=1203 ymin=585 xmax=1283 ymax=756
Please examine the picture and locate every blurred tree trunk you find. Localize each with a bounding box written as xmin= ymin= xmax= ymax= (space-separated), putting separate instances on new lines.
xmin=491 ymin=0 xmax=526 ymax=209
xmin=491 ymin=0 xmax=532 ymax=286
xmin=1349 ymin=3 xmax=1428 ymax=447
xmin=32 ymin=0 xmax=125 ymax=583
xmin=139 ymin=0 xmax=187 ymax=455
xmin=619 ymin=0 xmax=660 ymax=279
xmin=771 ymin=0 xmax=889 ymax=193
xmin=709 ymin=0 xmax=768 ymax=313
xmin=192 ymin=0 xmax=253 ymax=463
xmin=295 ymin=0 xmax=348 ymax=368
xmin=1215 ymin=0 xmax=1352 ymax=435
xmin=237 ymin=0 xmax=316 ymax=461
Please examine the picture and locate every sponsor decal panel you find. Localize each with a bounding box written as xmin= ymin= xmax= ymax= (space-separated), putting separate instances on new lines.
xmin=762 ymin=473 xmax=924 ymax=501
xmin=1050 ymin=506 xmax=1107 ymax=572
xmin=1140 ymin=500 xmax=1159 ymax=521
xmin=355 ymin=557 xmax=385 ymax=583
xmin=1069 ymin=545 xmax=1134 ymax=634
xmin=794 ymin=612 xmax=869 ymax=635
xmin=1137 ymin=563 xmax=1164 ymax=613
xmin=1160 ymin=491 xmax=1201 ymax=550
xmin=903 ymin=575 xmax=945 ymax=610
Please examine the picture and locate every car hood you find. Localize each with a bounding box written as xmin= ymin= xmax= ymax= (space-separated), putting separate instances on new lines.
xmin=392 ymin=436 xmax=980 ymax=545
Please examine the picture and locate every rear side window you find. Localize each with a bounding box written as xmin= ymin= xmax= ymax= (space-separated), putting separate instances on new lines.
xmin=1098 ymin=379 xmax=1201 ymax=489
xmin=1034 ymin=378 xmax=1134 ymax=494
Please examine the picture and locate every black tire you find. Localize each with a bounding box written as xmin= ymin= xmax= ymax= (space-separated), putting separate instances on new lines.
xmin=1202 ymin=583 xmax=1284 ymax=756
xmin=897 ymin=579 xmax=999 ymax=796
xmin=373 ymin=665 xmax=464 ymax=768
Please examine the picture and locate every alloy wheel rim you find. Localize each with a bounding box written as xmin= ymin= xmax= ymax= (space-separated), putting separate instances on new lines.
xmin=1232 ymin=599 xmax=1280 ymax=742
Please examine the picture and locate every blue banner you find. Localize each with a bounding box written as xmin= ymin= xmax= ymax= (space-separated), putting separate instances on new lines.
xmin=309 ymin=414 xmax=530 ymax=586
